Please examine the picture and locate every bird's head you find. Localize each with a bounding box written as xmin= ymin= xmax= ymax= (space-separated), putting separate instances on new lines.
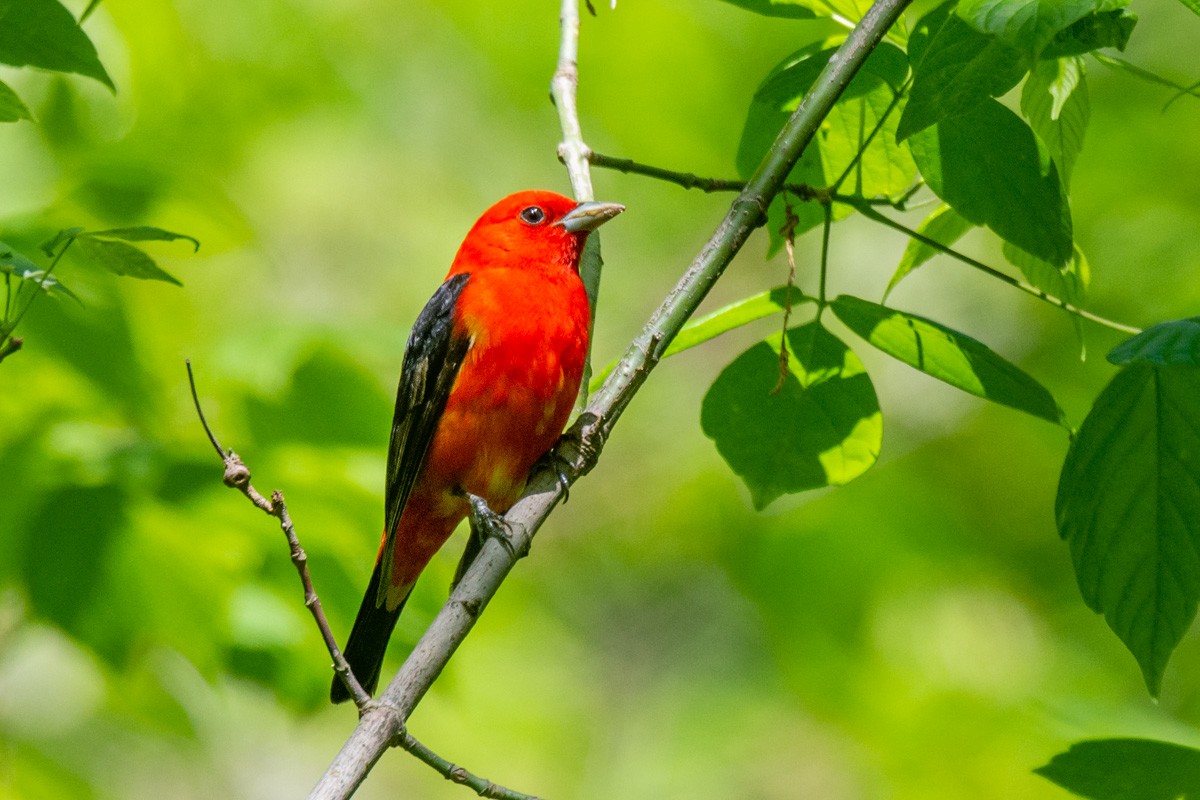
xmin=448 ymin=190 xmax=624 ymax=277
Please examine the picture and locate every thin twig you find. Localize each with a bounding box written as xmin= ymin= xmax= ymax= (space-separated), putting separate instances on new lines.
xmin=772 ymin=203 xmax=801 ymax=394
xmin=310 ymin=0 xmax=914 ymax=796
xmin=396 ymin=731 xmax=546 ymax=800
xmin=185 ymin=360 xmax=372 ymax=708
xmin=0 ymin=336 xmax=23 ymax=364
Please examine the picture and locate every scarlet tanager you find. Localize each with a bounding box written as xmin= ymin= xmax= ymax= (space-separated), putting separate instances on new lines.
xmin=331 ymin=190 xmax=624 ymax=703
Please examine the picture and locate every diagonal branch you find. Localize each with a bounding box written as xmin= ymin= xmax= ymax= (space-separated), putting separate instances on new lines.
xmin=309 ymin=0 xmax=914 ymax=796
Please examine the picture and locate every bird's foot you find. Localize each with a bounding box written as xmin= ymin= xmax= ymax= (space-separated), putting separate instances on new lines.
xmin=534 ymin=446 xmax=573 ymax=503
xmin=463 ymin=492 xmax=523 ymax=559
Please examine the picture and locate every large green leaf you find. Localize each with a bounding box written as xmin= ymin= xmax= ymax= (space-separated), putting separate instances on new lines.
xmin=0 ymin=0 xmax=113 ymax=90
xmin=701 ymin=322 xmax=881 ymax=509
xmin=73 ymin=237 xmax=183 ymax=286
xmin=956 ymin=0 xmax=1129 ymax=56
xmin=0 ymin=78 xmax=31 ymax=122
xmin=886 ymin=204 xmax=976 ymax=297
xmin=1021 ymin=56 xmax=1089 ymax=187
xmin=909 ymin=98 xmax=1074 ymax=267
xmin=1108 ymin=318 xmax=1200 ymax=366
xmin=831 ymin=294 xmax=1066 ymax=425
xmin=896 ymin=5 xmax=1028 ymax=142
xmin=1056 ymin=358 xmax=1200 ymax=695
xmin=1036 ymin=738 xmax=1200 ymax=799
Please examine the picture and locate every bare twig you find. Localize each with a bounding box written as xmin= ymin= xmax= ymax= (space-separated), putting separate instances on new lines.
xmin=185 ymin=360 xmax=372 ymax=708
xmin=772 ymin=203 xmax=801 ymax=394
xmin=310 ymin=0 xmax=914 ymax=796
xmin=396 ymin=731 xmax=546 ymax=800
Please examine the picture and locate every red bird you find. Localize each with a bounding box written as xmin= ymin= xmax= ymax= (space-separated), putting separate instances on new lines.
xmin=332 ymin=190 xmax=623 ymax=703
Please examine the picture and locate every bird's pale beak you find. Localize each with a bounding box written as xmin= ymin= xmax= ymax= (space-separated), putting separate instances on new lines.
xmin=555 ymin=201 xmax=625 ymax=233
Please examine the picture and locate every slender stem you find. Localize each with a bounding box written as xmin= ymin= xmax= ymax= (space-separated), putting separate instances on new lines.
xmin=396 ymin=732 xmax=545 ymax=800
xmin=310 ymin=0 xmax=914 ymax=796
xmin=186 ymin=360 xmax=372 ymax=708
xmin=0 ymin=336 xmax=22 ymax=364
xmin=6 ymin=235 xmax=75 ymax=335
xmin=846 ymin=200 xmax=1142 ymax=334
xmin=818 ymin=202 xmax=833 ymax=315
xmin=4 ymin=273 xmax=12 ymax=324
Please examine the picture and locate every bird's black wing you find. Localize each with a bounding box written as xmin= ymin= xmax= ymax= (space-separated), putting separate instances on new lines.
xmin=376 ymin=271 xmax=472 ymax=606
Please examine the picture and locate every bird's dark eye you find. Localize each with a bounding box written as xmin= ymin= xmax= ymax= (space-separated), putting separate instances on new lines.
xmin=519 ymin=206 xmax=546 ymax=225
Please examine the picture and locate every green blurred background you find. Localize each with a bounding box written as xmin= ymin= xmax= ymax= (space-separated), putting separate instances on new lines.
xmin=2 ymin=0 xmax=1200 ymax=797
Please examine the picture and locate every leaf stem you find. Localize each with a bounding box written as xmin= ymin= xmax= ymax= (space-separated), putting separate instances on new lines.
xmin=5 ymin=233 xmax=77 ymax=336
xmin=845 ymin=199 xmax=1141 ymax=334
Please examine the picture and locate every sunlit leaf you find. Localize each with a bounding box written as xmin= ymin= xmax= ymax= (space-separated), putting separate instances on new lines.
xmin=1036 ymin=738 xmax=1200 ymax=799
xmin=832 ymin=294 xmax=1067 ymax=425
xmin=896 ymin=2 xmax=1028 ymax=142
xmin=909 ymin=98 xmax=1074 ymax=267
xmin=1056 ymin=359 xmax=1200 ymax=695
xmin=719 ymin=0 xmax=818 ymax=18
xmin=1021 ymin=57 xmax=1089 ymax=187
xmin=0 ymin=79 xmax=32 ymax=122
xmin=0 ymin=0 xmax=114 ymax=90
xmin=886 ymin=204 xmax=976 ymax=297
xmin=823 ymin=79 xmax=917 ymax=197
xmin=956 ymin=0 xmax=1130 ymax=56
xmin=1108 ymin=317 xmax=1200 ymax=366
xmin=73 ymin=237 xmax=183 ymax=286
xmin=701 ymin=322 xmax=881 ymax=509
xmin=84 ymin=227 xmax=201 ymax=252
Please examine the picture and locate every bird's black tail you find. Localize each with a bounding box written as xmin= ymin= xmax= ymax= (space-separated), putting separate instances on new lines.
xmin=331 ymin=560 xmax=408 ymax=704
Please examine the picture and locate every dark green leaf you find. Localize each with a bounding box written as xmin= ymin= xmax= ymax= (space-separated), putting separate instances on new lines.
xmin=0 ymin=78 xmax=32 ymax=122
xmin=1021 ymin=57 xmax=1089 ymax=187
xmin=886 ymin=204 xmax=975 ymax=297
xmin=1003 ymin=241 xmax=1089 ymax=305
xmin=85 ymin=226 xmax=201 ymax=252
xmin=909 ymin=98 xmax=1074 ymax=267
xmin=1036 ymin=738 xmax=1200 ymax=799
xmin=701 ymin=322 xmax=882 ymax=509
xmin=1108 ymin=318 xmax=1200 ymax=366
xmin=896 ymin=12 xmax=1028 ymax=142
xmin=73 ymin=237 xmax=183 ymax=285
xmin=956 ymin=0 xmax=1128 ymax=56
xmin=832 ymin=294 xmax=1066 ymax=425
xmin=1042 ymin=10 xmax=1137 ymax=57
xmin=1056 ymin=363 xmax=1200 ymax=695
xmin=0 ymin=0 xmax=114 ymax=90
xmin=718 ymin=0 xmax=817 ymax=17
xmin=40 ymin=227 xmax=84 ymax=257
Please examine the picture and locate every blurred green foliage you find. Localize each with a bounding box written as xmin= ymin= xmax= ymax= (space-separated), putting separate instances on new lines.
xmin=1 ymin=0 xmax=1200 ymax=798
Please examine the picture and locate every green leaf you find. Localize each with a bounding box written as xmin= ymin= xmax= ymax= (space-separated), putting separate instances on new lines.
xmin=1021 ymin=57 xmax=1089 ymax=187
xmin=1093 ymin=53 xmax=1200 ymax=105
xmin=832 ymin=294 xmax=1066 ymax=425
xmin=0 ymin=0 xmax=114 ymax=90
xmin=1177 ymin=0 xmax=1200 ymax=16
xmin=823 ymin=79 xmax=918 ymax=197
xmin=1003 ymin=241 xmax=1089 ymax=304
xmin=738 ymin=41 xmax=908 ymax=253
xmin=909 ymin=98 xmax=1073 ymax=267
xmin=1108 ymin=318 xmax=1200 ymax=366
xmin=591 ymin=286 xmax=813 ymax=392
xmin=896 ymin=7 xmax=1028 ymax=142
xmin=85 ymin=226 xmax=201 ymax=252
xmin=1035 ymin=738 xmax=1200 ymax=799
xmin=719 ymin=0 xmax=817 ymax=17
xmin=956 ymin=0 xmax=1128 ymax=56
xmin=1056 ymin=362 xmax=1200 ymax=695
xmin=40 ymin=227 xmax=84 ymax=257
xmin=0 ymin=78 xmax=32 ymax=122
xmin=72 ymin=237 xmax=183 ymax=286
xmin=1041 ymin=9 xmax=1137 ymax=57
xmin=886 ymin=204 xmax=976 ymax=297
xmin=701 ymin=322 xmax=881 ymax=509
xmin=0 ymin=240 xmax=42 ymax=278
